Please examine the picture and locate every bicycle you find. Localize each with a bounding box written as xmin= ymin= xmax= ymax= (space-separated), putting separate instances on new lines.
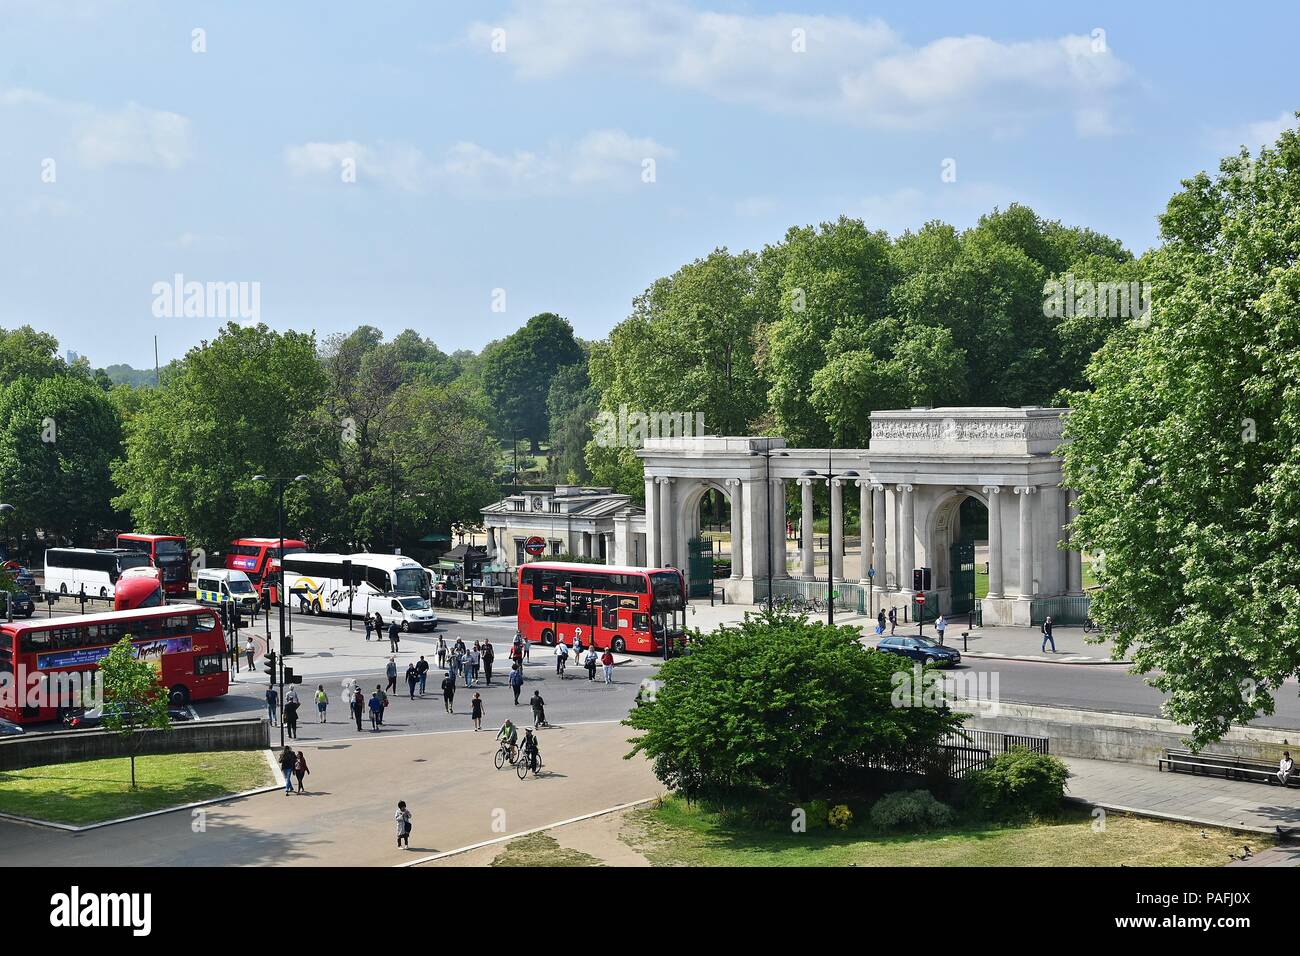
xmin=1082 ymin=617 xmax=1099 ymax=634
xmin=494 ymin=739 xmax=520 ymax=770
xmin=517 ymin=748 xmax=541 ymax=779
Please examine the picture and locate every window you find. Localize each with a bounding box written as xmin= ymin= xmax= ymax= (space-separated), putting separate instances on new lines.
xmin=632 ymin=613 xmax=649 ymax=632
xmin=194 ymin=654 xmax=225 ymax=676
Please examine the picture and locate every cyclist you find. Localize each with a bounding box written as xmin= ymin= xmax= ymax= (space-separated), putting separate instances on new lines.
xmin=497 ymin=717 xmax=519 ymax=762
xmin=520 ymin=727 xmax=540 ymax=774
xmin=555 ymin=640 xmax=569 ymax=677
xmin=530 ymin=689 xmax=547 ymax=728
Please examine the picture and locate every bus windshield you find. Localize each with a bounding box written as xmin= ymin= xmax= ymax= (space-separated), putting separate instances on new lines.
xmin=117 ymin=553 xmax=152 ymax=572
xmin=154 ymin=540 xmax=185 ymax=556
xmin=394 ymin=568 xmax=426 ymax=595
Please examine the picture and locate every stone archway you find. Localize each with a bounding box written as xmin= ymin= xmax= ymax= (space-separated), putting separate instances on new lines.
xmin=927 ymin=489 xmax=989 ymax=616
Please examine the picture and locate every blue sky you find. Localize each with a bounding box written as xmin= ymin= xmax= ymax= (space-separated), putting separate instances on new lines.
xmin=0 ymin=0 xmax=1295 ymax=368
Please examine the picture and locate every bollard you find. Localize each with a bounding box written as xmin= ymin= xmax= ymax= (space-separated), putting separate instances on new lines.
xmin=962 ymin=631 xmax=969 ymax=652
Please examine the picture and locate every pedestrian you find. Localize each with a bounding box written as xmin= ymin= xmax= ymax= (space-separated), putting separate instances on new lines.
xmin=352 ymin=688 xmax=365 ymax=731
xmin=245 ymin=636 xmax=256 ymax=671
xmin=266 ymin=685 xmax=279 ymax=726
xmin=364 ymin=613 xmax=373 ymax=642
xmin=471 ymin=643 xmax=482 ymax=683
xmin=530 ymin=690 xmax=546 ymax=728
xmin=510 ymin=641 xmax=523 ymax=668
xmin=482 ymin=641 xmax=494 ymax=685
xmin=471 ymin=692 xmax=484 ymax=731
xmin=376 ymin=685 xmax=389 ymax=724
xmin=436 ymin=637 xmax=447 ymax=669
xmin=315 ymin=684 xmax=328 ymax=723
xmin=1041 ymin=615 xmax=1056 ymax=653
xmin=389 ymin=620 xmax=401 ymax=653
xmin=1278 ymin=752 xmax=1295 ymax=786
xmin=293 ymin=750 xmax=310 ymax=793
xmin=584 ymin=646 xmax=598 ymax=681
xmin=935 ymin=614 xmax=947 ymax=645
xmin=441 ymin=671 xmax=456 ymax=713
xmin=368 ymin=691 xmax=383 ymax=731
xmin=279 ymin=744 xmax=296 ymax=795
xmin=601 ymin=648 xmax=615 ymax=684
xmin=285 ymin=684 xmax=299 ymax=707
xmin=373 ymin=612 xmax=384 ymax=641
xmin=877 ymin=608 xmax=886 ymax=635
xmin=395 ymin=801 xmax=412 ymax=849
xmin=523 ymin=636 xmax=530 ymax=661
xmin=385 ymin=657 xmax=398 ymax=694
xmin=888 ymin=607 xmax=897 ymax=635
xmin=509 ymin=663 xmax=523 ymax=705
xmin=405 ymin=662 xmax=418 ymax=700
xmin=416 ymin=655 xmax=429 ymax=696
xmin=462 ymin=650 xmax=474 ymax=688
xmin=573 ymin=632 xmax=584 ymax=663
xmin=284 ymin=697 xmax=299 ymax=739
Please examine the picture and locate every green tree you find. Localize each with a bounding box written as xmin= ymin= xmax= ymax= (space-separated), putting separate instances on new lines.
xmin=546 ymin=359 xmax=597 ymax=483
xmin=1062 ymin=118 xmax=1300 ymax=746
xmin=626 ymin=609 xmax=963 ymax=800
xmin=0 ymin=325 xmax=66 ymax=382
xmin=480 ymin=313 xmax=584 ymax=452
xmin=99 ymin=636 xmax=172 ymax=789
xmin=112 ymin=323 xmax=327 ymax=554
xmin=0 ymin=373 xmax=124 ymax=542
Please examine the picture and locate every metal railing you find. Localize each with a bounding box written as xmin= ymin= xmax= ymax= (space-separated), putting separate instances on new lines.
xmin=1030 ymin=595 xmax=1091 ymax=626
xmin=863 ymin=731 xmax=1050 ymax=780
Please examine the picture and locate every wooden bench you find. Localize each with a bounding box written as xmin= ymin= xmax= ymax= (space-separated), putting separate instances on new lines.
xmin=1158 ymin=748 xmax=1300 ymax=786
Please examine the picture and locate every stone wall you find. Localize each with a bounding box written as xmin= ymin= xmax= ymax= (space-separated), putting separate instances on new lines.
xmin=0 ymin=718 xmax=269 ymax=771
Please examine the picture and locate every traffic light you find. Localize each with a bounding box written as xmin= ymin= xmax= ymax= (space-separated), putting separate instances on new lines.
xmin=562 ymin=580 xmax=573 ymax=609
xmin=263 ymin=649 xmax=277 ymax=680
xmin=284 ymin=666 xmax=302 ymax=685
xmin=219 ymin=602 xmax=230 ymax=629
xmin=912 ymin=568 xmax=932 ymax=591
xmin=261 ymin=588 xmax=271 ymax=612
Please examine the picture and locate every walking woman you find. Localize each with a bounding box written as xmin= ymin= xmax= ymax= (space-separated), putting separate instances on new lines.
xmin=471 ymin=691 xmax=484 ymax=731
xmin=293 ymin=750 xmax=310 ymax=793
xmin=279 ymin=745 xmax=296 ymax=796
xmin=395 ymin=801 xmax=412 ymax=849
xmin=364 ymin=613 xmax=373 ymax=642
xmin=315 ymin=684 xmax=328 ymax=723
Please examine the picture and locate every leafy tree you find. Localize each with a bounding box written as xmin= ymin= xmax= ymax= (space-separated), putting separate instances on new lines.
xmin=1062 ymin=118 xmax=1300 ymax=746
xmin=626 ymin=608 xmax=963 ymax=800
xmin=479 ymin=313 xmax=583 ymax=452
xmin=0 ymin=325 xmax=66 ymax=382
xmin=0 ymin=373 xmax=124 ymax=542
xmin=99 ymin=636 xmax=172 ymax=789
xmin=112 ymin=323 xmax=327 ymax=554
xmin=546 ymin=359 xmax=597 ymax=483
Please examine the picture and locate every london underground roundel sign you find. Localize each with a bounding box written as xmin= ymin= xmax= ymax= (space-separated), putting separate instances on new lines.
xmin=524 ymin=536 xmax=546 ymax=556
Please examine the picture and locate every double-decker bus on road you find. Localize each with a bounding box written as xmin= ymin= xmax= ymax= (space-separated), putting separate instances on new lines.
xmin=115 ymin=533 xmax=189 ymax=594
xmin=226 ymin=537 xmax=307 ymax=600
xmin=0 ymin=604 xmax=228 ymax=724
xmin=517 ymin=562 xmax=686 ymax=654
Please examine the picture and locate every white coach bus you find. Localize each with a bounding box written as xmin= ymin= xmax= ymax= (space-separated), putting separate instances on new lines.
xmin=278 ymin=552 xmax=438 ymax=630
xmin=44 ymin=548 xmax=153 ymax=598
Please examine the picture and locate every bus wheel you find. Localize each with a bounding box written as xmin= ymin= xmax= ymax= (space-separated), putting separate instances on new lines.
xmin=59 ymin=583 xmax=68 ymax=594
xmin=99 ymin=587 xmax=108 ymax=598
xmin=400 ymin=621 xmax=408 ymax=632
xmin=612 ymin=636 xmax=627 ymax=653
xmin=313 ymin=600 xmax=323 ymax=616
xmin=169 ymin=686 xmax=189 ymax=707
xmin=541 ymin=629 xmax=556 ymax=646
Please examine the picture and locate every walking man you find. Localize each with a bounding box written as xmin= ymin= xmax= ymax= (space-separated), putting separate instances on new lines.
xmin=441 ymin=671 xmax=456 ymax=713
xmin=245 ymin=636 xmax=256 ymax=671
xmin=405 ymin=662 xmax=419 ymax=700
xmin=266 ymin=684 xmax=279 ymax=726
xmin=368 ymin=691 xmax=383 ymax=731
xmin=364 ymin=613 xmax=373 ymax=641
xmin=1041 ymin=616 xmax=1056 ymax=653
xmin=436 ymin=637 xmax=447 ymax=669
xmin=279 ymin=745 xmax=296 ymax=795
xmin=314 ymin=684 xmax=328 ymax=723
xmin=385 ymin=656 xmax=398 ymax=694
xmin=601 ymin=647 xmax=615 ymax=684
xmin=935 ymin=614 xmax=947 ymax=645
xmin=416 ymin=655 xmax=429 ymax=696
xmin=351 ymin=688 xmax=365 ymax=731
xmin=509 ymin=663 xmax=523 ymax=705
xmin=482 ymin=641 xmax=494 ymax=685
xmin=388 ymin=619 xmax=400 ymax=653
xmin=888 ymin=607 xmax=897 ymax=635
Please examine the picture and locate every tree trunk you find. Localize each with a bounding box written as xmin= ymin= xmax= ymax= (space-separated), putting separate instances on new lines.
xmin=529 ymin=436 xmax=541 ymax=455
xmin=130 ymin=754 xmax=137 ymax=790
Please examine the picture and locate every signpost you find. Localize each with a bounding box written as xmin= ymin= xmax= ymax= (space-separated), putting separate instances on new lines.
xmin=523 ymin=536 xmax=546 ymax=557
xmin=915 ymin=592 xmax=926 ymax=637
xmin=867 ymin=566 xmax=875 ymax=619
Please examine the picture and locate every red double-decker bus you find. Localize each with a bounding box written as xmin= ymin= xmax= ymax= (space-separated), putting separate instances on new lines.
xmin=226 ymin=537 xmax=306 ymax=599
xmin=0 ymin=604 xmax=229 ymax=724
xmin=116 ymin=533 xmax=189 ymax=594
xmin=517 ymin=562 xmax=686 ymax=654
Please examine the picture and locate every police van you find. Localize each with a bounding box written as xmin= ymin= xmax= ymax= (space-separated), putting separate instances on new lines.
xmin=194 ymin=568 xmax=259 ymax=620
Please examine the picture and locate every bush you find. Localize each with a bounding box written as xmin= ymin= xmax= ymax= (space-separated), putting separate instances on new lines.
xmin=828 ymin=804 xmax=853 ymax=830
xmin=801 ymin=799 xmax=830 ymax=830
xmin=970 ymin=749 xmax=1069 ymax=819
xmin=868 ymin=790 xmax=954 ymax=831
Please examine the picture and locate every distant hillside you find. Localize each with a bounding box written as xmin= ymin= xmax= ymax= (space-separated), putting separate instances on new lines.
xmin=99 ymin=363 xmax=160 ymax=387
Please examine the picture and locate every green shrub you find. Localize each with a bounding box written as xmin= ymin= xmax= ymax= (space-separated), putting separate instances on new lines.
xmin=803 ymin=799 xmax=830 ymax=830
xmin=970 ymin=749 xmax=1069 ymax=819
xmin=868 ymin=790 xmax=954 ymax=831
xmin=828 ymin=804 xmax=853 ymax=830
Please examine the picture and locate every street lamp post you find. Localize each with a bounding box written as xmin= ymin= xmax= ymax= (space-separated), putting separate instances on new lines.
xmin=0 ymin=504 xmax=13 ymax=623
xmin=801 ymin=455 xmax=859 ymax=627
xmin=749 ymin=447 xmax=789 ymax=611
xmin=253 ymin=474 xmax=309 ymax=659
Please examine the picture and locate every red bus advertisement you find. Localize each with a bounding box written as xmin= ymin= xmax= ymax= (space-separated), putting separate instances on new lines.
xmin=517 ymin=562 xmax=686 ymax=654
xmin=116 ymin=533 xmax=190 ymax=595
xmin=226 ymin=537 xmax=306 ymax=598
xmin=0 ymin=604 xmax=228 ymax=724
xmin=114 ymin=566 xmax=165 ymax=610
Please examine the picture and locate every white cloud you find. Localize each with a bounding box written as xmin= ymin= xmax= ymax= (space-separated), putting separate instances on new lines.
xmin=469 ymin=1 xmax=1132 ymax=136
xmin=284 ymin=129 xmax=674 ymax=196
xmin=1232 ymin=111 xmax=1298 ymax=150
xmin=2 ymin=87 xmax=192 ymax=169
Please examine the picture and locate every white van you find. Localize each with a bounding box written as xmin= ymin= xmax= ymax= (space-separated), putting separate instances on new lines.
xmin=45 ymin=548 xmax=151 ymax=598
xmin=366 ymin=592 xmax=438 ymax=632
xmin=194 ymin=568 xmax=260 ymax=618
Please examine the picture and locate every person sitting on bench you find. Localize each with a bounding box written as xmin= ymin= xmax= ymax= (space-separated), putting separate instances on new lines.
xmin=1278 ymin=752 xmax=1294 ymax=786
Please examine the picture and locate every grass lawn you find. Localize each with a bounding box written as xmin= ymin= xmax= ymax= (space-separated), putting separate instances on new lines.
xmin=0 ymin=750 xmax=274 ymax=826
xmin=623 ymin=797 xmax=1253 ymax=867
xmin=491 ymin=832 xmax=603 ymax=867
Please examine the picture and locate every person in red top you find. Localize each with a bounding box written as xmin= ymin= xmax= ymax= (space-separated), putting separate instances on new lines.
xmin=601 ymin=648 xmax=615 ymax=684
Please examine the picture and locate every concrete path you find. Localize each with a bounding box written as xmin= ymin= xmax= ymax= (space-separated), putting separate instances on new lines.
xmin=1065 ymin=756 xmax=1300 ymax=843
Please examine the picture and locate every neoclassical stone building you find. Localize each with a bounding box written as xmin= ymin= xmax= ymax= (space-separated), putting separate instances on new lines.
xmin=636 ymin=406 xmax=1082 ymax=626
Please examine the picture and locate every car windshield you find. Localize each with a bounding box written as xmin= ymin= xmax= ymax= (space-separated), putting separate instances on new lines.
xmin=398 ymin=597 xmax=429 ymax=610
xmin=913 ymin=636 xmax=943 ymax=648
xmin=227 ymin=578 xmax=255 ymax=594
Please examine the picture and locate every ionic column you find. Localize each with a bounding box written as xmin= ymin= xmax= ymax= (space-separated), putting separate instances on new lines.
xmin=872 ymin=484 xmax=886 ymax=592
xmin=898 ymin=483 xmax=915 ymax=589
xmin=486 ymin=527 xmax=497 ymax=559
xmin=604 ymin=532 xmax=614 ymax=564
xmin=982 ymin=485 xmax=1003 ymax=599
xmin=1015 ymin=485 xmax=1037 ymax=597
xmin=577 ymin=532 xmax=589 ymax=559
xmin=798 ymin=478 xmax=815 ymax=579
xmin=726 ymin=478 xmax=744 ymax=579
xmin=830 ymin=477 xmax=845 ymax=581
xmin=857 ymin=478 xmax=872 ymax=585
xmin=644 ymin=476 xmax=658 ymax=567
xmin=1066 ymin=489 xmax=1083 ymax=595
xmin=657 ymin=477 xmax=675 ymax=569
xmin=770 ymin=478 xmax=788 ymax=579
